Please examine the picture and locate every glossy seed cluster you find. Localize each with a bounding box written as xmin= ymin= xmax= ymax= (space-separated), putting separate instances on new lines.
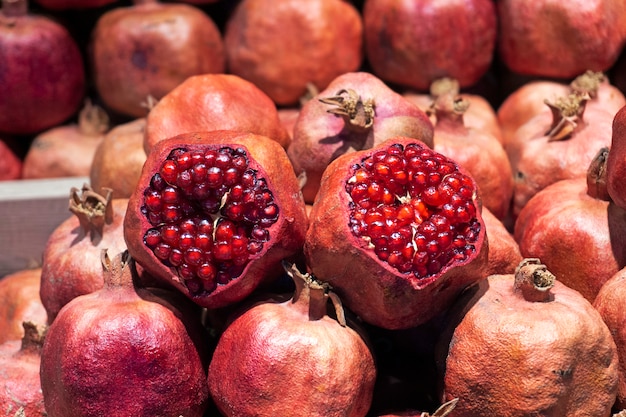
xmin=141 ymin=146 xmax=279 ymax=294
xmin=346 ymin=143 xmax=481 ymax=278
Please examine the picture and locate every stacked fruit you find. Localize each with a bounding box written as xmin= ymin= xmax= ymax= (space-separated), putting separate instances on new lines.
xmin=3 ymin=0 xmax=626 ymax=416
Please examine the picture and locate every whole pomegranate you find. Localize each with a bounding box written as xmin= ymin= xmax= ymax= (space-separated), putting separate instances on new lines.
xmin=40 ymin=250 xmax=210 ymax=417
xmin=223 ymin=0 xmax=363 ymax=106
xmin=0 ymin=267 xmax=47 ymax=344
xmin=594 ymin=267 xmax=626 ymax=411
xmin=90 ymin=117 xmax=147 ymax=199
xmin=287 ymin=71 xmax=435 ymax=203
xmin=497 ymin=0 xmax=626 ymax=79
xmin=124 ymin=130 xmax=308 ymax=309
xmin=0 ymin=0 xmax=85 ymax=135
xmin=0 ymin=322 xmax=47 ymax=417
xmin=90 ymin=0 xmax=225 ymax=118
xmin=0 ymin=136 xmax=23 ymax=180
xmin=40 ymin=185 xmax=128 ymax=323
xmin=607 ymin=105 xmax=626 ymax=211
xmin=506 ymin=93 xmax=615 ymax=217
xmin=437 ymin=258 xmax=619 ymax=416
xmin=144 ymin=73 xmax=291 ymax=153
xmin=362 ymin=0 xmax=497 ymax=91
xmin=208 ymin=262 xmax=376 ymax=417
xmin=514 ymin=148 xmax=626 ymax=303
xmin=21 ymin=100 xmax=109 ymax=179
xmin=305 ymin=137 xmax=489 ymax=329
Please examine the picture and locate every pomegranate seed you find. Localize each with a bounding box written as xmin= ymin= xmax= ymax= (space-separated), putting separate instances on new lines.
xmin=161 ymin=186 xmax=179 ymax=204
xmin=184 ymin=248 xmax=203 ymax=266
xmin=144 ymin=229 xmax=161 ymax=247
xmin=154 ymin=243 xmax=171 ymax=260
xmin=160 ymin=160 xmax=178 ymax=184
xmin=160 ymin=225 xmax=180 ymax=246
xmin=176 ymin=151 xmax=193 ymax=170
xmin=169 ymin=249 xmax=184 ymax=266
xmin=206 ymin=167 xmax=223 ymax=187
xmin=197 ymin=263 xmax=216 ymax=281
xmin=191 ymin=163 xmax=207 ymax=182
xmin=213 ymin=243 xmax=232 ymax=261
xmin=179 ymin=233 xmax=194 ymax=251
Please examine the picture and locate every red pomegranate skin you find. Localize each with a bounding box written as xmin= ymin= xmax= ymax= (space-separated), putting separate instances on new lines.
xmin=0 ymin=4 xmax=85 ymax=135
xmin=362 ymin=0 xmax=497 ymax=91
xmin=497 ymin=0 xmax=626 ymax=79
xmin=287 ymin=71 xmax=435 ymax=204
xmin=0 ymin=136 xmax=23 ymax=180
xmin=607 ymin=105 xmax=626 ymax=211
xmin=90 ymin=0 xmax=225 ymax=118
xmin=304 ymin=137 xmax=489 ymax=329
xmin=482 ymin=207 xmax=522 ymax=276
xmin=40 ymin=251 xmax=210 ymax=417
xmin=0 ymin=268 xmax=47 ymax=344
xmin=0 ymin=322 xmax=47 ymax=417
xmin=144 ymin=73 xmax=291 ymax=153
xmin=124 ymin=130 xmax=308 ymax=310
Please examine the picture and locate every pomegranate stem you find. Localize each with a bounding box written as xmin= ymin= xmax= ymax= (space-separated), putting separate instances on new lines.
xmin=319 ymin=89 xmax=375 ymax=132
xmin=69 ymin=184 xmax=114 ymax=242
xmin=513 ymin=258 xmax=555 ymax=302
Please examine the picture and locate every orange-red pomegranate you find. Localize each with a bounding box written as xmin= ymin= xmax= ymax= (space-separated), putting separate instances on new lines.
xmin=124 ymin=130 xmax=308 ymax=309
xmin=305 ymin=137 xmax=489 ymax=329
xmin=437 ymin=258 xmax=619 ymax=416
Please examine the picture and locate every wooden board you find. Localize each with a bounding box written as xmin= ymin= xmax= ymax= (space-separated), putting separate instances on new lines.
xmin=0 ymin=177 xmax=90 ymax=277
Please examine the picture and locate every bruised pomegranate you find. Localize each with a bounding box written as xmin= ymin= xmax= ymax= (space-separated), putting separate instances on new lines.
xmin=607 ymin=105 xmax=626 ymax=211
xmin=223 ymin=0 xmax=363 ymax=106
xmin=208 ymin=262 xmax=376 ymax=417
xmin=40 ymin=250 xmax=210 ymax=417
xmin=497 ymin=0 xmax=626 ymax=79
xmin=437 ymin=259 xmax=619 ymax=416
xmin=305 ymin=137 xmax=488 ymax=329
xmin=0 ymin=322 xmax=47 ymax=417
xmin=124 ymin=130 xmax=308 ymax=309
xmin=21 ymin=100 xmax=109 ymax=179
xmin=0 ymin=0 xmax=85 ymax=135
xmin=514 ymin=148 xmax=626 ymax=303
xmin=362 ymin=0 xmax=497 ymax=91
xmin=144 ymin=73 xmax=291 ymax=153
xmin=40 ymin=185 xmax=128 ymax=323
xmin=90 ymin=117 xmax=147 ymax=199
xmin=90 ymin=0 xmax=225 ymax=118
xmin=287 ymin=71 xmax=435 ymax=204
xmin=0 ymin=267 xmax=47 ymax=343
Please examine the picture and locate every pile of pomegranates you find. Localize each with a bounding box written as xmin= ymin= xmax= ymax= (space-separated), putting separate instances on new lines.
xmin=5 ymin=0 xmax=626 ymax=415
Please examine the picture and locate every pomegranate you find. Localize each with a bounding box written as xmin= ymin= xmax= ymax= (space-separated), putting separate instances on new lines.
xmin=0 ymin=136 xmax=23 ymax=180
xmin=428 ymin=85 xmax=513 ymax=220
xmin=90 ymin=117 xmax=147 ymax=199
xmin=90 ymin=0 xmax=225 ymax=118
xmin=437 ymin=258 xmax=619 ymax=416
xmin=607 ymin=105 xmax=626 ymax=211
xmin=595 ymin=267 xmax=626 ymax=411
xmin=124 ymin=130 xmax=308 ymax=309
xmin=497 ymin=0 xmax=626 ymax=79
xmin=223 ymin=0 xmax=363 ymax=106
xmin=208 ymin=262 xmax=376 ymax=417
xmin=506 ymin=92 xmax=615 ymax=217
xmin=0 ymin=0 xmax=85 ymax=135
xmin=287 ymin=71 xmax=435 ymax=204
xmin=304 ymin=137 xmax=489 ymax=329
xmin=40 ymin=250 xmax=210 ymax=417
xmin=40 ymin=185 xmax=128 ymax=323
xmin=144 ymin=73 xmax=291 ymax=154
xmin=403 ymin=78 xmax=503 ymax=145
xmin=498 ymin=71 xmax=626 ymax=145
xmin=0 ymin=322 xmax=47 ymax=417
xmin=362 ymin=0 xmax=497 ymax=91
xmin=21 ymin=100 xmax=109 ymax=179
xmin=0 ymin=267 xmax=47 ymax=344
xmin=514 ymin=148 xmax=626 ymax=303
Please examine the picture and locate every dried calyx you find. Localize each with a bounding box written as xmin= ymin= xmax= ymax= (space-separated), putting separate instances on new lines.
xmin=544 ymin=93 xmax=589 ymax=141
xmin=319 ymin=88 xmax=376 ymax=131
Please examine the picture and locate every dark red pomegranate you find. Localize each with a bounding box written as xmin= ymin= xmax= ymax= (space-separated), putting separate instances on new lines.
xmin=124 ymin=130 xmax=308 ymax=309
xmin=0 ymin=0 xmax=85 ymax=135
xmin=362 ymin=0 xmax=497 ymax=91
xmin=40 ymin=185 xmax=128 ymax=323
xmin=437 ymin=258 xmax=619 ymax=416
xmin=144 ymin=73 xmax=291 ymax=153
xmin=497 ymin=0 xmax=626 ymax=79
xmin=223 ymin=0 xmax=363 ymax=106
xmin=0 ymin=136 xmax=23 ymax=180
xmin=514 ymin=148 xmax=626 ymax=303
xmin=208 ymin=262 xmax=376 ymax=416
xmin=304 ymin=137 xmax=489 ymax=329
xmin=90 ymin=0 xmax=225 ymax=118
xmin=40 ymin=250 xmax=210 ymax=417
xmin=0 ymin=322 xmax=47 ymax=417
xmin=0 ymin=267 xmax=47 ymax=344
xmin=607 ymin=104 xmax=626 ymax=211
xmin=287 ymin=71 xmax=435 ymax=204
